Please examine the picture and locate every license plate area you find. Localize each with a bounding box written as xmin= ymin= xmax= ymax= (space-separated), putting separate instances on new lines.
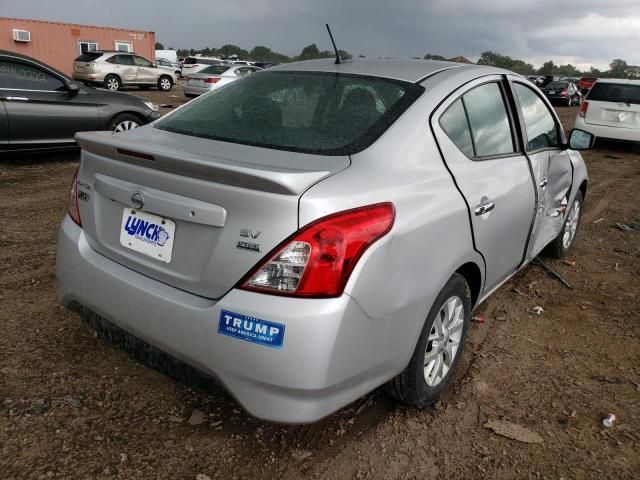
xmin=119 ymin=209 xmax=175 ymax=263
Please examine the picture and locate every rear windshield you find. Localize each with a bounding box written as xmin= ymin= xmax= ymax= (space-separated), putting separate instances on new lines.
xmin=587 ymin=83 xmax=640 ymax=104
xmin=546 ymin=82 xmax=568 ymax=89
xmin=75 ymin=52 xmax=102 ymax=62
xmin=200 ymin=65 xmax=228 ymax=75
xmin=155 ymin=71 xmax=424 ymax=155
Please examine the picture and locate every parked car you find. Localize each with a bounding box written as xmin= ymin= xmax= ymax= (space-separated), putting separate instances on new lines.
xmin=57 ymin=58 xmax=591 ymax=423
xmin=542 ymin=81 xmax=582 ymax=106
xmin=155 ymin=49 xmax=178 ymax=65
xmin=0 ymin=50 xmax=160 ymax=153
xmin=155 ymin=57 xmax=182 ymax=78
xmin=72 ymin=51 xmax=177 ymax=91
xmin=254 ymin=62 xmax=280 ymax=69
xmin=577 ymin=76 xmax=597 ymax=95
xmin=181 ymin=56 xmax=225 ymax=75
xmin=183 ymin=64 xmax=262 ymax=97
xmin=574 ymin=78 xmax=640 ymax=144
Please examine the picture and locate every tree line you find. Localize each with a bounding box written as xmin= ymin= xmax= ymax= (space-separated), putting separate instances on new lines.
xmin=155 ymin=41 xmax=346 ymax=63
xmin=155 ymin=42 xmax=638 ymax=78
xmin=472 ymin=51 xmax=639 ymax=79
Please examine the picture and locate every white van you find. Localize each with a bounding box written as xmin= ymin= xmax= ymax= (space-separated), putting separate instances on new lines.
xmin=574 ymin=79 xmax=640 ymax=143
xmin=155 ymin=49 xmax=178 ymax=64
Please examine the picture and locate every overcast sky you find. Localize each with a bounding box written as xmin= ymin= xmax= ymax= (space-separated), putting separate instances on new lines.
xmin=2 ymin=0 xmax=639 ymax=70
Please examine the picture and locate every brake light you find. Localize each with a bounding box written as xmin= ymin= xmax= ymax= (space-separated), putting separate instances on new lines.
xmin=68 ymin=167 xmax=82 ymax=227
xmin=560 ymin=90 xmax=567 ymax=97
xmin=579 ymin=101 xmax=589 ymax=118
xmin=239 ymin=203 xmax=395 ymax=298
xmin=204 ymin=77 xmax=221 ymax=84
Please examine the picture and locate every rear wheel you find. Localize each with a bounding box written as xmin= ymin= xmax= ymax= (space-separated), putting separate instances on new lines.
xmin=385 ymin=273 xmax=471 ymax=407
xmin=104 ymin=74 xmax=121 ymax=91
xmin=158 ymin=76 xmax=173 ymax=92
xmin=544 ymin=191 xmax=583 ymax=258
xmin=108 ymin=114 xmax=142 ymax=133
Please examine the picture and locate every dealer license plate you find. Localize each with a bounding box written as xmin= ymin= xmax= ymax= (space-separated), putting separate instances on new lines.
xmin=119 ymin=209 xmax=175 ymax=263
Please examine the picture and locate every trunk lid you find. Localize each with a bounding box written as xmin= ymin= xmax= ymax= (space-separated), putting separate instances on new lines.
xmin=75 ymin=127 xmax=349 ymax=299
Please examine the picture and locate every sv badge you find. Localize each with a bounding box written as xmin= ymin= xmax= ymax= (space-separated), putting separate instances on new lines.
xmin=240 ymin=228 xmax=261 ymax=239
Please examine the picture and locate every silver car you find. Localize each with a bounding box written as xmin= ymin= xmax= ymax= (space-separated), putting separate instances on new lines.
xmin=183 ymin=65 xmax=262 ymax=97
xmin=57 ymin=59 xmax=591 ymax=423
xmin=72 ymin=51 xmax=177 ymax=91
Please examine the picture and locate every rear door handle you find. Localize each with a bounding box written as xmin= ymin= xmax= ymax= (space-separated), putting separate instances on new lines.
xmin=5 ymin=96 xmax=29 ymax=102
xmin=474 ymin=201 xmax=495 ymax=216
xmin=540 ymin=178 xmax=548 ymax=189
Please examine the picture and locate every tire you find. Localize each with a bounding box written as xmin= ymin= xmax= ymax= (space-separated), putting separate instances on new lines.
xmin=108 ymin=113 xmax=142 ymax=133
xmin=157 ymin=76 xmax=173 ymax=92
xmin=104 ymin=74 xmax=121 ymax=91
xmin=543 ymin=191 xmax=583 ymax=259
xmin=385 ymin=273 xmax=471 ymax=407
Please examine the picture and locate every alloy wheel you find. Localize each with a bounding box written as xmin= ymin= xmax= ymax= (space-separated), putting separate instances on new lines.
xmin=562 ymin=199 xmax=580 ymax=249
xmin=114 ymin=120 xmax=139 ymax=132
xmin=106 ymin=78 xmax=119 ymax=90
xmin=423 ymin=296 xmax=464 ymax=387
xmin=160 ymin=78 xmax=171 ymax=90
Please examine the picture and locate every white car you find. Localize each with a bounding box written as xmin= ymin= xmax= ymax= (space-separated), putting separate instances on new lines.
xmin=183 ymin=65 xmax=261 ymax=97
xmin=574 ymin=79 xmax=640 ymax=143
xmin=181 ymin=56 xmax=224 ymax=75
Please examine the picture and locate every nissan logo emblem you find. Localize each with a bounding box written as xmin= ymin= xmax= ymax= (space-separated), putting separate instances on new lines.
xmin=131 ymin=191 xmax=144 ymax=210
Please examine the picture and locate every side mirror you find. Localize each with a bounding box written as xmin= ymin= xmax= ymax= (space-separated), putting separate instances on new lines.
xmin=567 ymin=129 xmax=595 ymax=150
xmin=67 ymin=82 xmax=80 ymax=94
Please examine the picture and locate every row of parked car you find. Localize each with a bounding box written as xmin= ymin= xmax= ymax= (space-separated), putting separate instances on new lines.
xmin=1 ymin=48 xmax=637 ymax=154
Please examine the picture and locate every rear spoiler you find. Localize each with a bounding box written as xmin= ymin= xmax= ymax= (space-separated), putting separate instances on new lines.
xmin=75 ymin=131 xmax=340 ymax=196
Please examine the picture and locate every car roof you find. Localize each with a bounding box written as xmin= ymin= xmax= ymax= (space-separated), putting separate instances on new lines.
xmin=270 ymin=58 xmax=490 ymax=83
xmin=593 ymin=78 xmax=640 ymax=85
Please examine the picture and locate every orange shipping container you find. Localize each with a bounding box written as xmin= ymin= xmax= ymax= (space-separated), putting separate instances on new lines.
xmin=0 ymin=17 xmax=155 ymax=76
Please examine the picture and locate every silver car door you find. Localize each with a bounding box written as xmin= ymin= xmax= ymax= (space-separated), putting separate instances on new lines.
xmin=510 ymin=80 xmax=573 ymax=258
xmin=133 ymin=56 xmax=156 ymax=83
xmin=431 ymin=76 xmax=536 ymax=292
xmin=115 ymin=55 xmax=137 ymax=83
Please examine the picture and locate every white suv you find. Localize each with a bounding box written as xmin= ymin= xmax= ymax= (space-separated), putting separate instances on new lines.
xmin=574 ymin=79 xmax=640 ymax=143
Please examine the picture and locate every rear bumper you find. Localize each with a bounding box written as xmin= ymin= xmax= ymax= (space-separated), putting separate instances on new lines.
xmin=574 ymin=116 xmax=640 ymax=142
xmin=56 ymin=216 xmax=401 ymax=423
xmin=183 ymin=84 xmax=213 ymax=96
xmin=72 ymin=72 xmax=105 ymax=83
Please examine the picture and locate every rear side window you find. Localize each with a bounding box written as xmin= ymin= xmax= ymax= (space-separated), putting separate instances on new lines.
xmin=514 ymin=83 xmax=559 ymax=151
xmin=0 ymin=60 xmax=65 ymax=91
xmin=155 ymin=71 xmax=424 ymax=156
xmin=587 ymin=83 xmax=640 ymax=105
xmin=439 ymin=99 xmax=474 ymax=157
xmin=439 ymin=82 xmax=514 ymax=158
xmin=75 ymin=52 xmax=102 ymax=62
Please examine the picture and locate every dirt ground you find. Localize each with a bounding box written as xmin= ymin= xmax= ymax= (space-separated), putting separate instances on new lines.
xmin=1 ymin=87 xmax=639 ymax=479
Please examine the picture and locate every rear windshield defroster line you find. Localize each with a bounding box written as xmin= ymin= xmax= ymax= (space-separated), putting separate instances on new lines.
xmin=155 ymin=71 xmax=425 ymax=156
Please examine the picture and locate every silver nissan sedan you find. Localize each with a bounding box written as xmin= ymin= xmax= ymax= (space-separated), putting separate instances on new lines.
xmin=57 ymin=58 xmax=591 ymax=423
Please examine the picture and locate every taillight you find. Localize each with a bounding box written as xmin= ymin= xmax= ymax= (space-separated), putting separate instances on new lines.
xmin=579 ymin=101 xmax=589 ymax=118
xmin=68 ymin=166 xmax=82 ymax=227
xmin=204 ymin=77 xmax=221 ymax=84
xmin=560 ymin=90 xmax=567 ymax=97
xmin=239 ymin=203 xmax=395 ymax=298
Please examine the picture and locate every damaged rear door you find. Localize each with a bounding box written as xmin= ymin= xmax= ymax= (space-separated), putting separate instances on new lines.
xmin=510 ymin=80 xmax=573 ymax=259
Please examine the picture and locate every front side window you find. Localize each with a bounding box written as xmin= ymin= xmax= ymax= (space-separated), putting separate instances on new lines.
xmin=514 ymin=83 xmax=559 ymax=151
xmin=0 ymin=60 xmax=65 ymax=91
xmin=133 ymin=56 xmax=153 ymax=68
xmin=155 ymin=71 xmax=424 ymax=155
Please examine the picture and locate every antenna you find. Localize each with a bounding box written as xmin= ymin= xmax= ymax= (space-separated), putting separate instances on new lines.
xmin=326 ymin=24 xmax=342 ymax=65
